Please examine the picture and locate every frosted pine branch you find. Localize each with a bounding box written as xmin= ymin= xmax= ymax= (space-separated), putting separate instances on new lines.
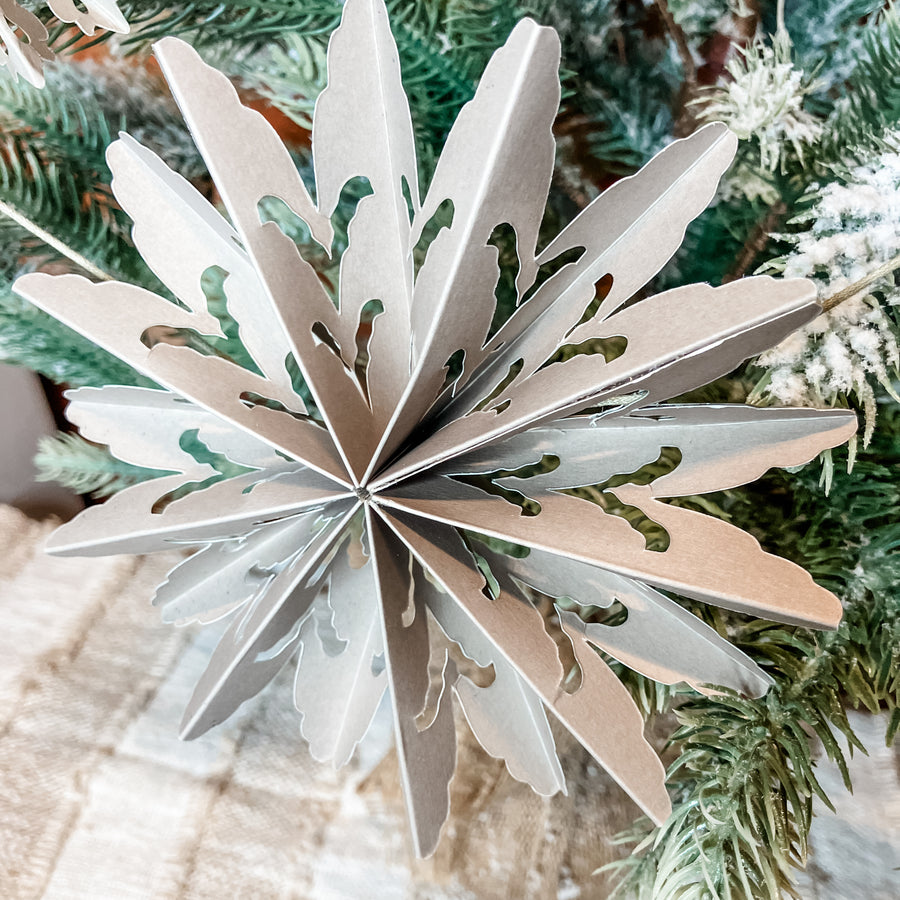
xmin=696 ymin=34 xmax=824 ymax=175
xmin=753 ymin=142 xmax=900 ymax=438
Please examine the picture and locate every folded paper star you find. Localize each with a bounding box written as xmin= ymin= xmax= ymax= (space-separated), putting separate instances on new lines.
xmin=15 ymin=0 xmax=855 ymax=857
xmin=1 ymin=0 xmax=128 ymax=87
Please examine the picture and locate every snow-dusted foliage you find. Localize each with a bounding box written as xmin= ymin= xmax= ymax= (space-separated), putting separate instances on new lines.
xmin=666 ymin=0 xmax=730 ymax=40
xmin=697 ymin=36 xmax=823 ymax=173
xmin=755 ymin=144 xmax=900 ymax=439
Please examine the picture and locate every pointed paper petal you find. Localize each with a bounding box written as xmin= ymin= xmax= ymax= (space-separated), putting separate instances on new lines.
xmin=380 ymin=477 xmax=842 ymax=628
xmin=47 ymin=0 xmax=128 ymax=34
xmin=294 ymin=531 xmax=387 ymax=767
xmin=0 ymin=5 xmax=53 ymax=88
xmin=375 ymin=277 xmax=821 ymax=487
xmin=380 ymin=508 xmax=670 ymax=824
xmin=447 ymin=123 xmax=737 ymax=416
xmin=559 ymin=602 xmax=769 ymax=698
xmin=480 ymin=545 xmax=771 ymax=697
xmin=46 ymin=469 xmax=352 ymax=557
xmin=419 ymin=575 xmax=566 ymax=795
xmin=109 ymin=135 xmax=299 ymax=398
xmin=554 ymin=611 xmax=669 ymax=814
xmin=312 ymin=0 xmax=419 ymax=429
xmin=153 ymin=510 xmax=330 ymax=625
xmin=13 ymin=273 xmax=349 ymax=484
xmin=64 ymin=386 xmax=211 ymax=475
xmin=180 ymin=503 xmax=358 ymax=739
xmin=66 ymin=386 xmax=283 ymax=470
xmin=436 ymin=405 xmax=857 ymax=498
xmin=367 ymin=18 xmax=561 ymax=476
xmin=155 ymin=37 xmax=378 ymax=482
xmin=152 ymin=39 xmax=330 ymax=247
xmin=367 ymin=507 xmax=456 ymax=858
xmin=314 ymin=0 xmax=419 ymax=222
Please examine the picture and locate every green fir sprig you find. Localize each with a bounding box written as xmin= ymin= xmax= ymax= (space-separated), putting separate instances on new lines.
xmin=34 ymin=432 xmax=171 ymax=497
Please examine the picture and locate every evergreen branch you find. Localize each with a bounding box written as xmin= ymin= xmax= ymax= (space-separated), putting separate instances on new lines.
xmin=821 ymin=250 xmax=900 ymax=311
xmin=783 ymin=0 xmax=879 ymax=104
xmin=0 ymin=198 xmax=112 ymax=281
xmin=0 ymin=62 xmax=112 ymax=175
xmin=34 ymin=432 xmax=171 ymax=497
xmin=115 ymin=1 xmax=344 ymax=47
xmin=723 ymin=200 xmax=787 ymax=284
xmin=0 ymin=128 xmax=144 ymax=285
xmin=654 ymin=0 xmax=697 ymax=90
xmin=547 ymin=0 xmax=678 ymax=173
xmin=607 ymin=410 xmax=900 ymax=899
xmin=746 ymin=145 xmax=900 ymax=439
xmin=238 ymin=34 xmax=328 ymax=130
xmin=39 ymin=59 xmax=204 ymax=180
xmin=0 ymin=275 xmax=150 ymax=387
xmin=0 ymin=59 xmax=206 ymax=287
xmin=817 ymin=4 xmax=900 ymax=168
xmin=444 ymin=0 xmax=551 ymax=80
xmin=583 ymin=80 xmax=675 ymax=172
xmin=610 ymin=594 xmax=900 ymax=899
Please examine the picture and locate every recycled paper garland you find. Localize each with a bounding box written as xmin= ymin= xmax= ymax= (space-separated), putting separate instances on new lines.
xmin=0 ymin=0 xmax=128 ymax=87
xmin=14 ymin=0 xmax=856 ymax=857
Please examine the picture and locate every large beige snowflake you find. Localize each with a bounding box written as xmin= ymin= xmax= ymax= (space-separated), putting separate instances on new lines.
xmin=0 ymin=0 xmax=127 ymax=87
xmin=15 ymin=0 xmax=854 ymax=857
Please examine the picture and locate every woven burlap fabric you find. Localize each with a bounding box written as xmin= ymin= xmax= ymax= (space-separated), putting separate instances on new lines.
xmin=1 ymin=505 xmax=897 ymax=899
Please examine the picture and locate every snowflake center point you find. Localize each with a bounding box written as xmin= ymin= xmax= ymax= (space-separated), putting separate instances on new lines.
xmin=355 ymin=486 xmax=372 ymax=503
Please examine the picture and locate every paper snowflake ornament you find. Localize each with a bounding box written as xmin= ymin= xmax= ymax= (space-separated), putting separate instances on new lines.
xmin=0 ymin=0 xmax=128 ymax=88
xmin=15 ymin=0 xmax=856 ymax=857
